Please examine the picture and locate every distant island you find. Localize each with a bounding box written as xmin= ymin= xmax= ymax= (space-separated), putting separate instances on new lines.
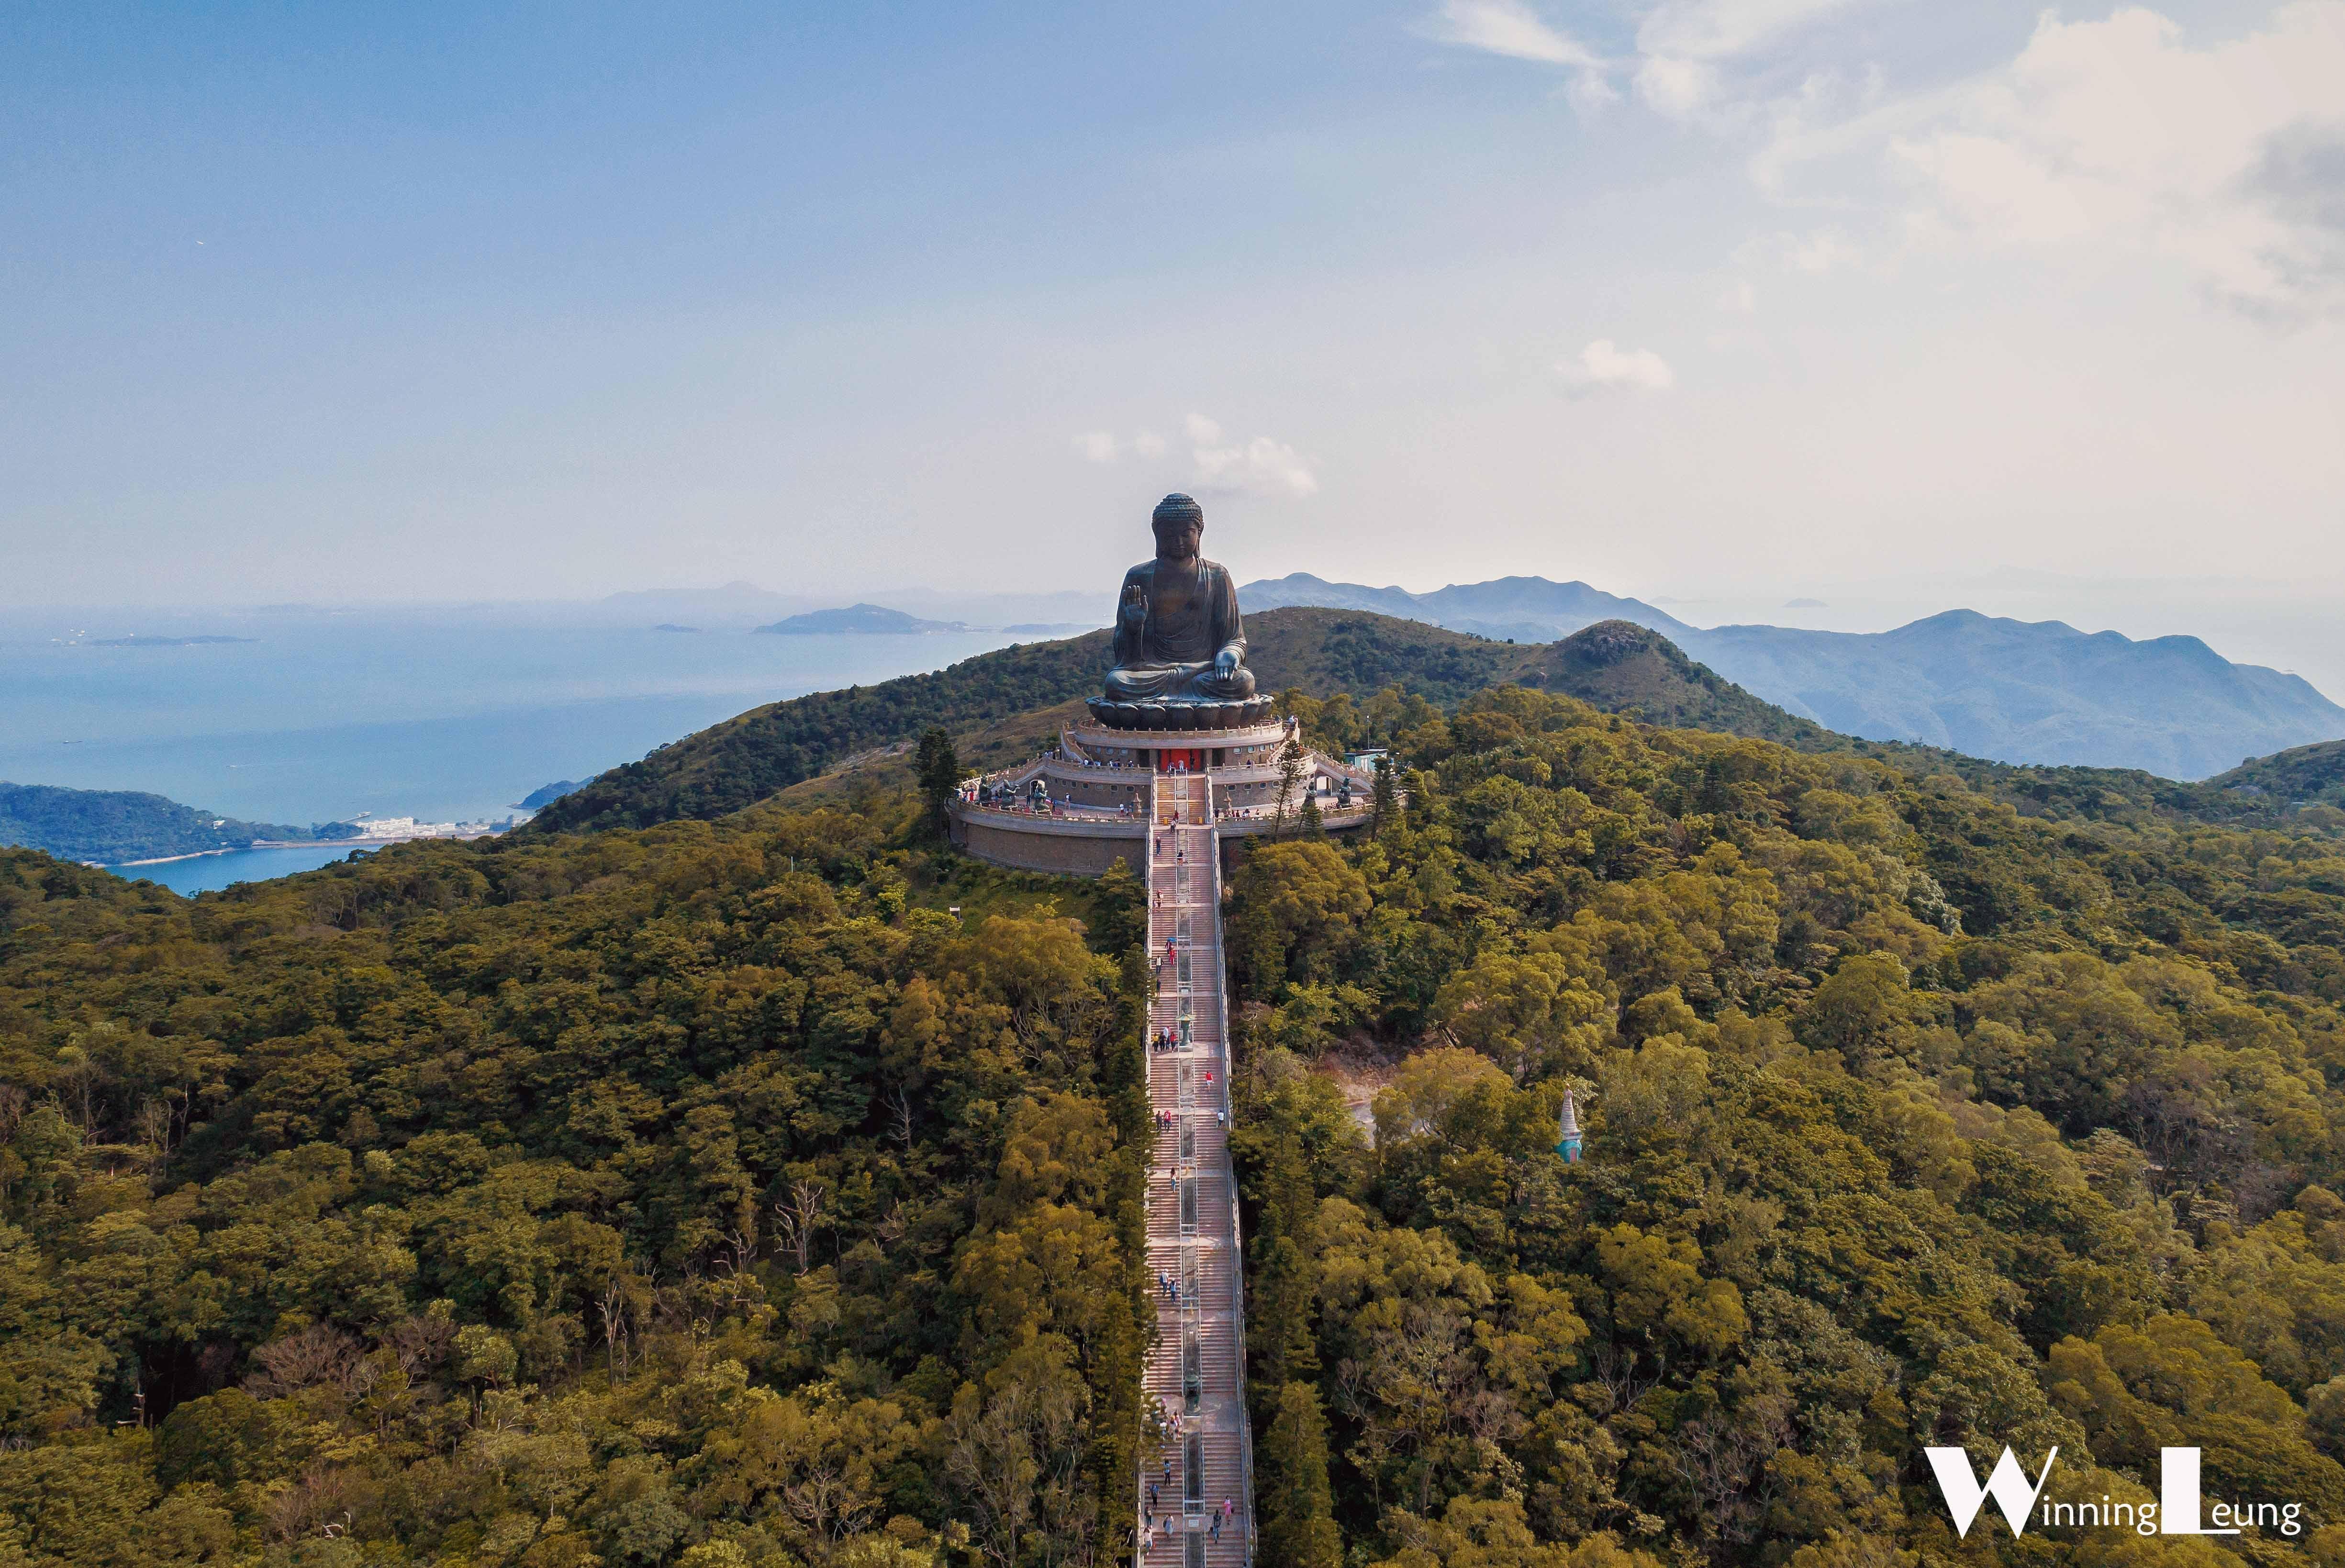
xmin=651 ymin=623 xmax=701 ymax=633
xmin=754 ymin=603 xmax=970 ymax=635
xmin=515 ymin=779 xmax=584 ymax=809
xmin=85 ymin=634 xmax=255 ymax=647
xmin=0 ymin=782 xmax=317 ymax=865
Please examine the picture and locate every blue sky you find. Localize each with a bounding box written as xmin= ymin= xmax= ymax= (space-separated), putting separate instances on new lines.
xmin=5 ymin=0 xmax=2341 ymax=643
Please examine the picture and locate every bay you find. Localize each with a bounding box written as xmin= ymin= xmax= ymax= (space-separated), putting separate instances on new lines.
xmin=0 ymin=607 xmax=1055 ymax=894
xmin=112 ymin=844 xmax=381 ymax=897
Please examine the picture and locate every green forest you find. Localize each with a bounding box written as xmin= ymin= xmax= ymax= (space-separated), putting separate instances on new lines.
xmin=1228 ymin=683 xmax=2345 ymax=1568
xmin=6 ymin=657 xmax=2345 ymax=1568
xmin=0 ymin=801 xmax=1153 ymax=1567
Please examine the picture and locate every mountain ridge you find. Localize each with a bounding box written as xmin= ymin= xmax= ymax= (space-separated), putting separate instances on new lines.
xmin=1238 ymin=575 xmax=2345 ymax=778
xmin=523 ymin=610 xmax=1782 ymax=835
xmin=521 ymin=607 xmax=2344 ymax=844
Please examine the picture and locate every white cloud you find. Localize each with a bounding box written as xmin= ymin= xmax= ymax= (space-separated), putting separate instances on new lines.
xmin=1638 ymin=0 xmax=1885 ymax=64
xmin=1186 ymin=415 xmax=1319 ymax=498
xmin=1429 ymin=0 xmax=1882 ymax=122
xmin=1564 ymin=339 xmax=1677 ymax=392
xmin=1428 ymin=0 xmax=1602 ymax=67
xmin=1717 ymin=279 xmax=1758 ymax=312
xmin=1079 ymin=418 xmax=1314 ymax=496
xmin=1760 ymin=227 xmax=1861 ymax=273
xmin=1767 ymin=2 xmax=2345 ymax=318
xmin=1428 ymin=0 xmax=2345 ymax=320
xmin=1635 ymin=55 xmax=1719 ymax=117
xmin=1425 ymin=0 xmax=1617 ymax=107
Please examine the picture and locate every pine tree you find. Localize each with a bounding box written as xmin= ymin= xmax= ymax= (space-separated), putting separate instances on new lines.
xmin=1274 ymin=738 xmax=1304 ymax=840
xmin=1298 ymin=793 xmax=1323 ymax=839
xmin=1371 ymin=754 xmax=1398 ymax=835
xmin=1250 ymin=1129 xmax=1321 ymax=1390
xmin=915 ymin=727 xmax=960 ymax=840
xmin=1258 ymin=1381 xmax=1341 ymax=1568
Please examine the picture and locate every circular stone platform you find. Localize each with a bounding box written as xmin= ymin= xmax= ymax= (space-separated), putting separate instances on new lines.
xmin=1084 ymin=695 xmax=1276 ymax=730
xmin=1065 ymin=714 xmax=1288 ymax=760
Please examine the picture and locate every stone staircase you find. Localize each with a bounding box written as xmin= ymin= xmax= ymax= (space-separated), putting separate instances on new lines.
xmin=1139 ymin=798 xmax=1254 ymax=1568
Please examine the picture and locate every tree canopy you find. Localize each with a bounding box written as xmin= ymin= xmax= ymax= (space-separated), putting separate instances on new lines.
xmin=1230 ymin=681 xmax=2345 ymax=1568
xmin=6 ymin=670 xmax=2345 ymax=1568
xmin=0 ymin=801 xmax=1149 ymax=1568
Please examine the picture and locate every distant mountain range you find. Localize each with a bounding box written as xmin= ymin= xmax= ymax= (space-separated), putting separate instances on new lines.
xmin=1240 ymin=574 xmax=2345 ymax=779
xmin=1242 ymin=572 xmax=1690 ymax=645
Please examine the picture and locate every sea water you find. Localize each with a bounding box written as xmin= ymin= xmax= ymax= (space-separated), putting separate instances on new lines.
xmin=119 ymin=844 xmax=382 ymax=897
xmin=0 ymin=607 xmax=1048 ymax=895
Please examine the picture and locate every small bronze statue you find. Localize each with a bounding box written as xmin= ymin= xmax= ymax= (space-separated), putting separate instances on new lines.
xmin=1092 ymin=495 xmax=1271 ymax=729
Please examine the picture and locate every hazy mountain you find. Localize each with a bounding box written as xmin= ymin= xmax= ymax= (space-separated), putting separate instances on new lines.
xmin=598 ymin=584 xmax=1109 ymax=631
xmin=1518 ymin=621 xmax=1833 ymax=749
xmin=755 ymin=604 xmax=971 ymax=635
xmin=1684 ymin=610 xmax=2345 ymax=780
xmin=1242 ymin=572 xmax=1691 ymax=639
xmin=598 ymin=581 xmax=824 ymax=626
xmin=1239 ymin=574 xmax=2345 ymax=779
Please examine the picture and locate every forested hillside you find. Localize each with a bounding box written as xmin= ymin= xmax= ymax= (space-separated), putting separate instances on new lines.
xmin=2216 ymin=742 xmax=2345 ymax=812
xmin=528 ymin=612 xmax=1567 ymax=834
xmin=14 ymin=659 xmax=2345 ymax=1567
xmin=0 ymin=782 xmax=314 ymax=866
xmin=528 ymin=611 xmax=2345 ymax=847
xmin=525 ymin=633 xmax=1117 ymax=834
xmin=1226 ymin=682 xmax=2345 ymax=1566
xmin=0 ymin=808 xmax=1154 ymax=1566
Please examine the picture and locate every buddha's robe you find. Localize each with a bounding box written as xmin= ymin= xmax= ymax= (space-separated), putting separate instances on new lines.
xmin=1104 ymin=556 xmax=1256 ymax=702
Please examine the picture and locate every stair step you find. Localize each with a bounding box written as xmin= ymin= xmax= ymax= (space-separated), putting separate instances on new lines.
xmin=1140 ymin=818 xmax=1253 ymax=1548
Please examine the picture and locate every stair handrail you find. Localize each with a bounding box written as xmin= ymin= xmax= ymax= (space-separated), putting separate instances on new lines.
xmin=1206 ymin=838 xmax=1257 ymax=1566
xmin=1135 ymin=773 xmax=1159 ymax=1568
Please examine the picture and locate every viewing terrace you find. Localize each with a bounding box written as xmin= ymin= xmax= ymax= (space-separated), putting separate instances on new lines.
xmin=948 ymin=714 xmax=1382 ymax=877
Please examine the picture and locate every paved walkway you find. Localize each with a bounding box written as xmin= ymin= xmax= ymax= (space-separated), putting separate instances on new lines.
xmin=1139 ymin=776 xmax=1253 ymax=1568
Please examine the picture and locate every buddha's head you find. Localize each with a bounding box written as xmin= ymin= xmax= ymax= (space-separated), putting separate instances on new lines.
xmin=1151 ymin=494 xmax=1204 ymax=563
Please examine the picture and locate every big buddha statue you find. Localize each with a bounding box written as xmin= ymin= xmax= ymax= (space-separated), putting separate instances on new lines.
xmin=1090 ymin=495 xmax=1273 ymax=730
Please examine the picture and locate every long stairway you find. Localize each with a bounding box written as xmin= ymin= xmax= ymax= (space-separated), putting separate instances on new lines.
xmin=1139 ymin=774 xmax=1254 ymax=1568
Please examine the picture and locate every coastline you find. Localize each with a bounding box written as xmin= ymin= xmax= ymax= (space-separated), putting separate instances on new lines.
xmin=112 ymin=830 xmax=502 ymax=868
xmin=111 ymin=847 xmax=240 ymax=867
xmin=249 ymin=831 xmax=502 ymax=851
